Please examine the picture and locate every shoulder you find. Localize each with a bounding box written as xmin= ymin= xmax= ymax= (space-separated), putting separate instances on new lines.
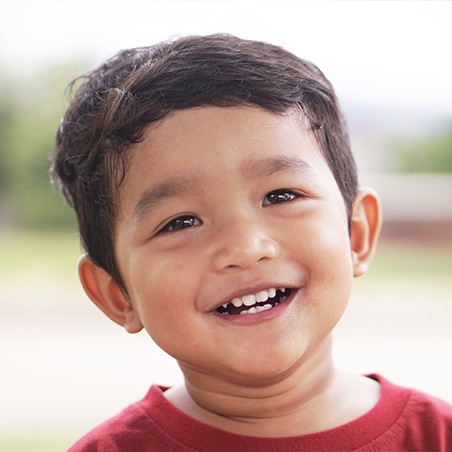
xmin=68 ymin=385 xmax=172 ymax=452
xmin=377 ymin=373 xmax=452 ymax=421
xmin=369 ymin=374 xmax=452 ymax=450
xmin=404 ymin=384 xmax=452 ymax=428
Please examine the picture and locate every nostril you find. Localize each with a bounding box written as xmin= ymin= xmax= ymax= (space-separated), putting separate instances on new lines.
xmin=213 ymin=235 xmax=280 ymax=272
xmin=257 ymin=254 xmax=272 ymax=263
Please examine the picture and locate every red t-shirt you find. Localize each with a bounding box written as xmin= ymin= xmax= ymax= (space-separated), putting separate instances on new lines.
xmin=69 ymin=374 xmax=452 ymax=451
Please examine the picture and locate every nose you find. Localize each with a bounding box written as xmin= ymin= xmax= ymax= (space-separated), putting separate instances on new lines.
xmin=211 ymin=216 xmax=280 ymax=272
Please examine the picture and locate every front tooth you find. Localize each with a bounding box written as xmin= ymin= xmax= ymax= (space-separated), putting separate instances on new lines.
xmin=255 ymin=290 xmax=269 ymax=302
xmin=242 ymin=295 xmax=256 ymax=306
xmin=232 ymin=298 xmax=243 ymax=308
xmin=268 ymin=288 xmax=276 ymax=298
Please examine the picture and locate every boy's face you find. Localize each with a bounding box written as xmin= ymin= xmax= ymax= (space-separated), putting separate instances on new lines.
xmin=114 ymin=106 xmax=355 ymax=384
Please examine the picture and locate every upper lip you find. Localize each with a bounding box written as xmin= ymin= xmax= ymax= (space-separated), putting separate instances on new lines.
xmin=211 ymin=283 xmax=297 ymax=312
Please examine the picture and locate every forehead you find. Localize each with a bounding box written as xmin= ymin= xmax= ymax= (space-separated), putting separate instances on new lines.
xmin=130 ymin=105 xmax=322 ymax=171
xmin=119 ymin=106 xmax=332 ymax=217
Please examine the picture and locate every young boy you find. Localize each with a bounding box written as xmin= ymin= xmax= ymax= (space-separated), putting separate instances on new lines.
xmin=51 ymin=34 xmax=452 ymax=451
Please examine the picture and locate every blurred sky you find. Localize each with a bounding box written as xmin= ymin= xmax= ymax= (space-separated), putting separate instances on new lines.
xmin=0 ymin=0 xmax=451 ymax=115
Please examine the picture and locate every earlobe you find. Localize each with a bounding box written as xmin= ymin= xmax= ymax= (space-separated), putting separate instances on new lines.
xmin=350 ymin=187 xmax=382 ymax=278
xmin=78 ymin=254 xmax=143 ymax=333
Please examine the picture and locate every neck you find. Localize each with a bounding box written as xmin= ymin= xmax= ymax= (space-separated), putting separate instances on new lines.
xmin=165 ymin=338 xmax=377 ymax=437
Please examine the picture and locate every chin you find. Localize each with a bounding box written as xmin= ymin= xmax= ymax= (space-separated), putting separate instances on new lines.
xmin=221 ymin=349 xmax=307 ymax=388
xmin=229 ymin=334 xmax=334 ymax=388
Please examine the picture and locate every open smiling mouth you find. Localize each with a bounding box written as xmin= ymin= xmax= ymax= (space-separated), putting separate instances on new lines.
xmin=216 ymin=288 xmax=292 ymax=316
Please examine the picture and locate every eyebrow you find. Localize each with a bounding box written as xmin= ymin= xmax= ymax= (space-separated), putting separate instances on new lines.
xmin=132 ymin=155 xmax=314 ymax=223
xmin=241 ymin=155 xmax=315 ymax=179
xmin=132 ymin=175 xmax=201 ymax=223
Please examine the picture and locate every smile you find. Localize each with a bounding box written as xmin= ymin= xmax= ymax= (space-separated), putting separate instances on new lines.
xmin=216 ymin=288 xmax=292 ymax=315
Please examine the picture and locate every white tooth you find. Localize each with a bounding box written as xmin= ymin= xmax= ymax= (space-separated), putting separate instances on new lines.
xmin=256 ymin=305 xmax=271 ymax=313
xmin=232 ymin=298 xmax=243 ymax=308
xmin=222 ymin=303 xmax=228 ymax=309
xmin=280 ymin=288 xmax=286 ymax=293
xmin=242 ymin=295 xmax=256 ymax=306
xmin=268 ymin=288 xmax=276 ymax=298
xmin=240 ymin=310 xmax=248 ymax=315
xmin=247 ymin=307 xmax=258 ymax=314
xmin=255 ymin=290 xmax=269 ymax=302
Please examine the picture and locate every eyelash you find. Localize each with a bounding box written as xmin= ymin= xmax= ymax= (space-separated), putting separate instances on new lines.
xmin=158 ymin=215 xmax=202 ymax=234
xmin=157 ymin=189 xmax=300 ymax=235
xmin=262 ymin=189 xmax=300 ymax=206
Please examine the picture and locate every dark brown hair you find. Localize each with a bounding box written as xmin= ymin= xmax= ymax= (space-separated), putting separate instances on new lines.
xmin=51 ymin=34 xmax=357 ymax=292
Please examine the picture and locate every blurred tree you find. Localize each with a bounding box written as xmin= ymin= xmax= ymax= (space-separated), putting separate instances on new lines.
xmin=0 ymin=62 xmax=88 ymax=229
xmin=393 ymin=124 xmax=452 ymax=172
xmin=0 ymin=74 xmax=15 ymax=226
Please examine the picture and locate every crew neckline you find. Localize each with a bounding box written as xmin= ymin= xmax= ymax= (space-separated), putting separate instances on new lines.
xmin=137 ymin=374 xmax=412 ymax=451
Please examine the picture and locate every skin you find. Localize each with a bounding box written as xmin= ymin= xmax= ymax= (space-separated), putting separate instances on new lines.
xmin=79 ymin=106 xmax=382 ymax=437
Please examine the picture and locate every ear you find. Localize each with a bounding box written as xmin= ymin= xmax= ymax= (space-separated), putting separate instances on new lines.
xmin=78 ymin=254 xmax=143 ymax=333
xmin=350 ymin=187 xmax=382 ymax=278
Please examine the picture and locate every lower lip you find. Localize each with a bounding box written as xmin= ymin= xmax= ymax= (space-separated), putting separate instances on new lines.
xmin=211 ymin=290 xmax=297 ymax=325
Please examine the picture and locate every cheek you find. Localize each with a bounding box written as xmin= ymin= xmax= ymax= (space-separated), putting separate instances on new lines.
xmin=129 ymin=246 xmax=199 ymax=299
xmin=297 ymin=214 xmax=353 ymax=316
xmin=127 ymin=251 xmax=205 ymax=346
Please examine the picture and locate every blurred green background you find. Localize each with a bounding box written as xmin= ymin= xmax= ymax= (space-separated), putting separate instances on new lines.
xmin=1 ymin=1 xmax=451 ymax=451
xmin=1 ymin=60 xmax=452 ymax=232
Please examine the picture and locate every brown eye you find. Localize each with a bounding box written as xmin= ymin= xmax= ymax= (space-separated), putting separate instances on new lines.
xmin=162 ymin=215 xmax=202 ymax=233
xmin=263 ymin=190 xmax=298 ymax=206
